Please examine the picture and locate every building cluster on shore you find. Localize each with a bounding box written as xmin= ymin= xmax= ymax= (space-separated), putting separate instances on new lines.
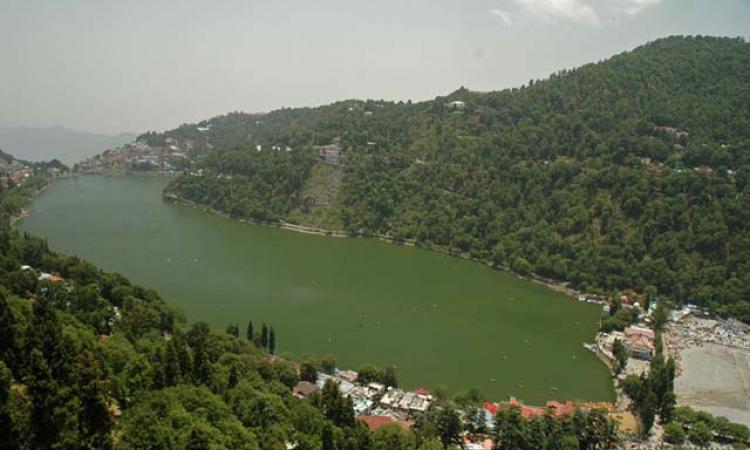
xmin=0 ymin=153 xmax=66 ymax=202
xmin=75 ymin=138 xmax=192 ymax=175
xmin=292 ymin=368 xmax=435 ymax=429
xmin=290 ymin=366 xmax=618 ymax=448
xmin=0 ymin=158 xmax=32 ymax=188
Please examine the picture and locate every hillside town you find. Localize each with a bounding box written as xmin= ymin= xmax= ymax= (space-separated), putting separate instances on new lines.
xmin=0 ymin=150 xmax=67 ymax=197
xmin=74 ymin=131 xmax=348 ymax=175
xmin=74 ymin=136 xmax=195 ymax=175
xmin=0 ymin=158 xmax=32 ymax=188
xmin=0 ymin=150 xmax=66 ymax=189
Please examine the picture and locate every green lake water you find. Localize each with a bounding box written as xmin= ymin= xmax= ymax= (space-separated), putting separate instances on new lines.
xmin=22 ymin=175 xmax=614 ymax=404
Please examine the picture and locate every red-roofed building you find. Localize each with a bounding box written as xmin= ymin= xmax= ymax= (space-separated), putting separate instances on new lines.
xmin=292 ymin=381 xmax=319 ymax=398
xmin=545 ymin=400 xmax=575 ymax=417
xmin=358 ymin=416 xmax=412 ymax=433
xmin=483 ymin=401 xmax=499 ymax=415
xmin=508 ymin=397 xmax=546 ymax=419
xmin=39 ymin=273 xmax=64 ymax=283
xmin=464 ymin=437 xmax=494 ymax=449
xmin=503 ymin=397 xmax=576 ymax=419
xmin=414 ymin=387 xmax=430 ymax=396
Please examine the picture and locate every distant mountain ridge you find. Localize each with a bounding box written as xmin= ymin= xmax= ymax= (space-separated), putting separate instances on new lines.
xmin=0 ymin=126 xmax=136 ymax=165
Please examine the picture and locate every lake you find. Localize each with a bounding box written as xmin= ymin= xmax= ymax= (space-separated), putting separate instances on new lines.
xmin=22 ymin=175 xmax=614 ymax=404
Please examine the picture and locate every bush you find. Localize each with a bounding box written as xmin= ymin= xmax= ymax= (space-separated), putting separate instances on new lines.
xmin=664 ymin=422 xmax=686 ymax=444
xmin=688 ymin=421 xmax=713 ymax=447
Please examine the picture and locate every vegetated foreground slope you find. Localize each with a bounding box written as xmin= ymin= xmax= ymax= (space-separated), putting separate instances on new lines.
xmin=161 ymin=36 xmax=750 ymax=321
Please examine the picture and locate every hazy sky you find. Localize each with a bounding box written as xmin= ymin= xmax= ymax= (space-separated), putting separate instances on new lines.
xmin=2 ymin=0 xmax=749 ymax=134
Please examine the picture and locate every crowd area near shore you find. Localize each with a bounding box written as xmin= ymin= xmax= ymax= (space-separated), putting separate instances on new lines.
xmin=666 ymin=311 xmax=750 ymax=379
xmin=668 ymin=315 xmax=750 ymax=353
xmin=585 ymin=295 xmax=750 ymax=449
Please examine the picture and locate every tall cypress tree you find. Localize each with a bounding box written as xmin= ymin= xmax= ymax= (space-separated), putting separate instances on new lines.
xmin=268 ymin=327 xmax=276 ymax=355
xmin=151 ymin=348 xmax=166 ymax=389
xmin=164 ymin=341 xmax=181 ymax=386
xmin=76 ymin=349 xmax=113 ymax=449
xmin=28 ymin=349 xmax=78 ymax=449
xmin=0 ymin=293 xmax=19 ymax=373
xmin=383 ymin=365 xmax=398 ymax=388
xmin=227 ymin=365 xmax=239 ymax=389
xmin=193 ymin=345 xmax=212 ymax=386
xmin=260 ymin=323 xmax=268 ymax=349
xmin=321 ymin=424 xmax=335 ymax=450
xmin=176 ymin=338 xmax=192 ymax=380
xmin=0 ymin=361 xmax=21 ymax=450
xmin=246 ymin=320 xmax=254 ymax=341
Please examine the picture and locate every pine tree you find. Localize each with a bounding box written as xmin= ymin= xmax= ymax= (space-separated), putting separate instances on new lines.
xmin=76 ymin=349 xmax=113 ymax=449
xmin=176 ymin=339 xmax=192 ymax=381
xmin=225 ymin=325 xmax=239 ymax=338
xmin=28 ymin=349 xmax=77 ymax=449
xmin=0 ymin=293 xmax=18 ymax=373
xmin=186 ymin=427 xmax=211 ymax=450
xmin=151 ymin=348 xmax=166 ymax=389
xmin=494 ymin=406 xmax=528 ymax=450
xmin=268 ymin=327 xmax=276 ymax=355
xmin=164 ymin=341 xmax=181 ymax=386
xmin=612 ymin=338 xmax=628 ymax=374
xmin=436 ymin=407 xmax=462 ymax=448
xmin=300 ymin=361 xmax=318 ymax=382
xmin=321 ymin=424 xmax=335 ymax=450
xmin=383 ymin=365 xmax=398 ymax=387
xmin=192 ymin=345 xmax=212 ymax=386
xmin=640 ymin=388 xmax=657 ymax=436
xmin=187 ymin=323 xmax=212 ymax=385
xmin=227 ymin=365 xmax=239 ymax=389
xmin=0 ymin=361 xmax=21 ymax=450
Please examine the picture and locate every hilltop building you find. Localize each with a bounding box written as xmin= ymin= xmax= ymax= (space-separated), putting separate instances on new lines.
xmin=318 ymin=143 xmax=342 ymax=163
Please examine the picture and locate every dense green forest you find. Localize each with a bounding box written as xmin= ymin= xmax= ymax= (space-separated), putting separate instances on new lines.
xmin=0 ymin=171 xmax=626 ymax=449
xmin=161 ymin=36 xmax=750 ymax=321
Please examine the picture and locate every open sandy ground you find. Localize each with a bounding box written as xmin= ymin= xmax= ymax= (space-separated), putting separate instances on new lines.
xmin=675 ymin=343 xmax=750 ymax=427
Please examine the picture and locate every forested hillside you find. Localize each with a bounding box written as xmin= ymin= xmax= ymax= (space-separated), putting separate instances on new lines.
xmin=161 ymin=36 xmax=750 ymax=321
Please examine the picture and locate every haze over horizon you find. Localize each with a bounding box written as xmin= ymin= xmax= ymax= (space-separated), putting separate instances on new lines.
xmin=3 ymin=0 xmax=750 ymax=135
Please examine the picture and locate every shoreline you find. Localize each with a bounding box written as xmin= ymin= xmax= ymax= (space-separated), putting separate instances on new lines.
xmin=9 ymin=176 xmax=59 ymax=225
xmin=164 ymin=191 xmax=587 ymax=302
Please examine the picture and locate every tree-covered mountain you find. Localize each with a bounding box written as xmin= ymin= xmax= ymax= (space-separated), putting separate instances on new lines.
xmin=159 ymin=36 xmax=750 ymax=321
